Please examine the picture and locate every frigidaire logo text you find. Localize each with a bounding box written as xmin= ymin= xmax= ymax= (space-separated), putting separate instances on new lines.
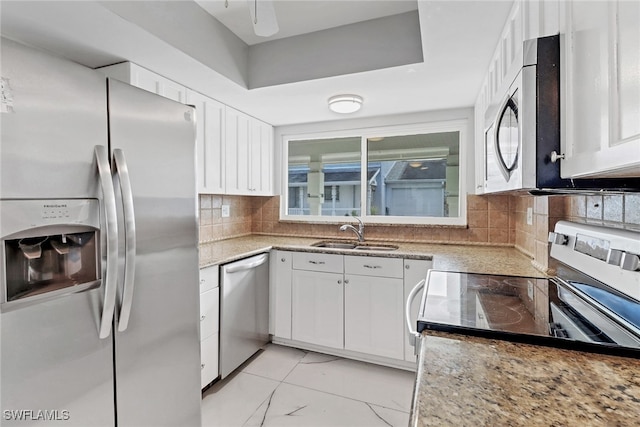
xmin=3 ymin=409 xmax=70 ymax=421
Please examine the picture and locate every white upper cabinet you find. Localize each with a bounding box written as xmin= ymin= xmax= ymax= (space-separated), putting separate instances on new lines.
xmin=249 ymin=119 xmax=274 ymax=195
xmin=560 ymin=0 xmax=640 ymax=178
xmin=97 ymin=62 xmax=187 ymax=103
xmin=98 ymin=61 xmax=276 ymax=194
xmin=187 ymin=90 xmax=225 ymax=194
xmin=225 ymin=106 xmax=274 ymax=196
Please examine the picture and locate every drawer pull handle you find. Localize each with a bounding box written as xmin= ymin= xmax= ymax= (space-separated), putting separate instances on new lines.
xmin=309 ymin=260 xmax=326 ymax=265
xmin=364 ymin=265 xmax=381 ymax=269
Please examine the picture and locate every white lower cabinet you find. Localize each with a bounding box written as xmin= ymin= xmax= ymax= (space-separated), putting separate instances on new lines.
xmin=291 ymin=269 xmax=344 ymax=349
xmin=200 ymin=333 xmax=219 ymax=389
xmin=344 ymin=275 xmax=404 ymax=359
xmin=199 ymin=265 xmax=219 ymax=388
xmin=273 ymin=250 xmax=433 ymax=368
xmin=270 ymin=250 xmax=293 ymax=339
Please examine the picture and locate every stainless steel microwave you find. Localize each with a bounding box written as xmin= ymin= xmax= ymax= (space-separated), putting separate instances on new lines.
xmin=483 ymin=35 xmax=640 ymax=194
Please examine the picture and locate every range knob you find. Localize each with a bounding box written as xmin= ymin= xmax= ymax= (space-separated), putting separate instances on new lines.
xmin=620 ymin=252 xmax=640 ymax=272
xmin=548 ymin=232 xmax=568 ymax=245
xmin=606 ymin=249 xmax=624 ymax=266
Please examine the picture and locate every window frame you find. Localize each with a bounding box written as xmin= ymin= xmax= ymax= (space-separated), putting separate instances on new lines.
xmin=280 ymin=120 xmax=468 ymax=226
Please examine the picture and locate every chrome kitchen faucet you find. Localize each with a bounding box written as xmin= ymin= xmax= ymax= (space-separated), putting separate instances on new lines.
xmin=339 ymin=217 xmax=365 ymax=242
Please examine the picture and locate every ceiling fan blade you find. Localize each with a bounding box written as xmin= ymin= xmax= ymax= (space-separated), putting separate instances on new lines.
xmin=247 ymin=0 xmax=279 ymax=37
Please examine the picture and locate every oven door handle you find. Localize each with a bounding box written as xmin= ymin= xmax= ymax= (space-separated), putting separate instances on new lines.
xmin=405 ymin=279 xmax=425 ymax=354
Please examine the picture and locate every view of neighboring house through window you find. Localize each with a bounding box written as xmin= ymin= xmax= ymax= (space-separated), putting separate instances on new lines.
xmin=285 ymin=123 xmax=464 ymax=225
xmin=288 ymin=137 xmax=362 ymax=216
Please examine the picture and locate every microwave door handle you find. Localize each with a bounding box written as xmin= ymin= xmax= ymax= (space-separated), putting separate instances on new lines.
xmin=95 ymin=145 xmax=119 ymax=339
xmin=113 ymin=149 xmax=136 ymax=332
xmin=405 ymin=279 xmax=425 ymax=354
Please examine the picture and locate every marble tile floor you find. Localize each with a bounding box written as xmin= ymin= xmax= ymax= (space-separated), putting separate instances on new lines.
xmin=202 ymin=344 xmax=415 ymax=427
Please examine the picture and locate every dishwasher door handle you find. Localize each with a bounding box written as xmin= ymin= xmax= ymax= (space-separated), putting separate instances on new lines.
xmin=224 ymin=254 xmax=269 ymax=274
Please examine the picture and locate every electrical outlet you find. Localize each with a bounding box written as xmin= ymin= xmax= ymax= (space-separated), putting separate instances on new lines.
xmin=526 ymin=207 xmax=533 ymax=225
xmin=527 ymin=281 xmax=534 ymax=300
xmin=221 ymin=205 xmax=230 ymax=218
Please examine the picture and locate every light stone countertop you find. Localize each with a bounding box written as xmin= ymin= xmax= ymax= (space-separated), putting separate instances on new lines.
xmin=199 ymin=234 xmax=545 ymax=277
xmin=410 ymin=331 xmax=640 ymax=427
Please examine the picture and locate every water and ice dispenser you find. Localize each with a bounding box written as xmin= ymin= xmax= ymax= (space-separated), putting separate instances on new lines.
xmin=0 ymin=200 xmax=101 ymax=307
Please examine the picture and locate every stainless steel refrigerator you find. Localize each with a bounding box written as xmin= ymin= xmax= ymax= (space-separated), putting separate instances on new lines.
xmin=0 ymin=38 xmax=202 ymax=426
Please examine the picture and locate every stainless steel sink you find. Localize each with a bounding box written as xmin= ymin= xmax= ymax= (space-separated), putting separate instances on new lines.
xmin=354 ymin=244 xmax=398 ymax=251
xmin=311 ymin=241 xmax=358 ymax=249
xmin=311 ymin=241 xmax=398 ymax=251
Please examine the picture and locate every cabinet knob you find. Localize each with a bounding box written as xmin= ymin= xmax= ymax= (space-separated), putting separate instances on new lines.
xmin=201 ymin=364 xmax=205 ymax=370
xmin=344 ymin=279 xmax=349 ymax=284
xmin=405 ymin=264 xmax=410 ymax=270
xmin=550 ymin=151 xmax=565 ymax=163
xmin=200 ymin=315 xmax=206 ymax=321
xmin=337 ymin=279 xmax=342 ymax=284
xmin=281 ymin=258 xmax=286 ymax=262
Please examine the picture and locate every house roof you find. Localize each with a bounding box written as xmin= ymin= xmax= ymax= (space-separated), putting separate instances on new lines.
xmin=289 ymin=168 xmax=379 ymax=184
xmin=384 ymin=160 xmax=446 ymax=181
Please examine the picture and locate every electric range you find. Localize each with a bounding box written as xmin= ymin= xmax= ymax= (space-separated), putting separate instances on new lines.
xmin=414 ymin=221 xmax=640 ymax=356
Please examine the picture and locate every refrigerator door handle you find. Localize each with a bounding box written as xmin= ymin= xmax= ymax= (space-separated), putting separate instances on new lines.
xmin=95 ymin=145 xmax=119 ymax=339
xmin=113 ymin=149 xmax=137 ymax=332
xmin=224 ymin=253 xmax=269 ymax=273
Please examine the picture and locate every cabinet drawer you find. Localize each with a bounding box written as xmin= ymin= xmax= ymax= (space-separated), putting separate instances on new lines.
xmin=200 ymin=287 xmax=219 ymax=340
xmin=292 ymin=252 xmax=343 ymax=273
xmin=344 ymin=255 xmax=403 ymax=278
xmin=200 ymin=332 xmax=219 ymax=388
xmin=200 ymin=265 xmax=219 ymax=293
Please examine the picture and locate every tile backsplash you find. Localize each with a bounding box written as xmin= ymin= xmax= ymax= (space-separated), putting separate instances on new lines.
xmin=199 ymin=192 xmax=640 ymax=274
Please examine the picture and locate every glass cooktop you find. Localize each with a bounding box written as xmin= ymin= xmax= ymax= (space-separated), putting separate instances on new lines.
xmin=416 ymin=270 xmax=640 ymax=352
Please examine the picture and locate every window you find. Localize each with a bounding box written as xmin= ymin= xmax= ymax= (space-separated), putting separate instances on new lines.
xmin=283 ymin=122 xmax=467 ymax=225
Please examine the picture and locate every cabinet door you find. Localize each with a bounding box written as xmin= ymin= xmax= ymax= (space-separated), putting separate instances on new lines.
xmin=200 ymin=265 xmax=219 ymax=293
xmin=403 ymin=259 xmax=432 ymax=362
xmin=200 ymin=332 xmax=219 ymax=388
xmin=291 ymin=270 xmax=343 ymax=349
xmin=344 ymin=275 xmax=404 ymax=360
xmin=249 ymin=120 xmax=274 ymax=195
xmin=187 ymin=90 xmax=225 ymax=194
xmin=613 ymin=0 xmax=640 ymax=159
xmin=224 ymin=107 xmax=251 ymax=194
xmin=269 ymin=250 xmax=292 ymax=339
xmin=561 ymin=0 xmax=640 ymax=177
xmin=200 ymin=287 xmax=219 ymax=341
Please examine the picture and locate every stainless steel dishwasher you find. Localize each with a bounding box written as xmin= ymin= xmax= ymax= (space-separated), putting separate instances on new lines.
xmin=219 ymin=252 xmax=270 ymax=379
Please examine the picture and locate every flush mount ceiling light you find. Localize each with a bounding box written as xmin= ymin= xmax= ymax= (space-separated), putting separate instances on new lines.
xmin=328 ymin=94 xmax=363 ymax=114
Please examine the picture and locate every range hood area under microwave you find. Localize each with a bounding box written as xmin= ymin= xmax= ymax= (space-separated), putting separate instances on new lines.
xmin=483 ymin=35 xmax=640 ymax=195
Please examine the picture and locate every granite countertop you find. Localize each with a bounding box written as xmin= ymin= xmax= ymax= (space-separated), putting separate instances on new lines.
xmin=199 ymin=234 xmax=545 ymax=277
xmin=410 ymin=330 xmax=640 ymax=427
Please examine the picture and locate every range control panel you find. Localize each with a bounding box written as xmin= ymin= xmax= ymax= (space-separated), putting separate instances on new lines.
xmin=550 ymin=221 xmax=640 ymax=301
